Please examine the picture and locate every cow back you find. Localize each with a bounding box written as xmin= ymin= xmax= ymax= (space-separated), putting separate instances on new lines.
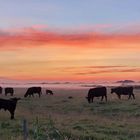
xmin=112 ymin=86 xmax=133 ymax=95
xmin=88 ymin=87 xmax=107 ymax=97
xmin=5 ymin=87 xmax=14 ymax=93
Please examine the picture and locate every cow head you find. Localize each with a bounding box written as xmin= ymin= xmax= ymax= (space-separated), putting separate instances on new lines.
xmin=85 ymin=96 xmax=91 ymax=103
xmin=24 ymin=93 xmax=28 ymax=98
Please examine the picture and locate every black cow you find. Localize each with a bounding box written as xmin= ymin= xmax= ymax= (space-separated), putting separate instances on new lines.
xmin=0 ymin=98 xmax=20 ymax=119
xmin=86 ymin=87 xmax=107 ymax=103
xmin=46 ymin=89 xmax=54 ymax=95
xmin=0 ymin=87 xmax=2 ymax=94
xmin=111 ymin=86 xmax=135 ymax=99
xmin=5 ymin=87 xmax=14 ymax=96
xmin=24 ymin=87 xmax=42 ymax=98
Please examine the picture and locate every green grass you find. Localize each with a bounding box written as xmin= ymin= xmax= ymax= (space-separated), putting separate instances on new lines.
xmin=0 ymin=88 xmax=140 ymax=140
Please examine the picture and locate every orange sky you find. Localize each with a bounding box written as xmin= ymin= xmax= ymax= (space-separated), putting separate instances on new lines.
xmin=0 ymin=28 xmax=140 ymax=82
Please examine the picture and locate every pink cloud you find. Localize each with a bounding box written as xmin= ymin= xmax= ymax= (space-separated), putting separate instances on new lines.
xmin=0 ymin=25 xmax=140 ymax=49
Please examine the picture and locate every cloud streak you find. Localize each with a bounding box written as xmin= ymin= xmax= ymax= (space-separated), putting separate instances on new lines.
xmin=75 ymin=68 xmax=140 ymax=75
xmin=0 ymin=26 xmax=140 ymax=49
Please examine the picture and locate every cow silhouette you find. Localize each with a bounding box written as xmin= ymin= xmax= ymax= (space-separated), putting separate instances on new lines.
xmin=5 ymin=87 xmax=14 ymax=96
xmin=24 ymin=87 xmax=42 ymax=98
xmin=0 ymin=97 xmax=21 ymax=119
xmin=46 ymin=89 xmax=54 ymax=95
xmin=111 ymin=86 xmax=135 ymax=99
xmin=86 ymin=87 xmax=107 ymax=103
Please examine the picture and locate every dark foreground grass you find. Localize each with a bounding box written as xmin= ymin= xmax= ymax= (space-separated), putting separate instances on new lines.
xmin=0 ymin=88 xmax=140 ymax=140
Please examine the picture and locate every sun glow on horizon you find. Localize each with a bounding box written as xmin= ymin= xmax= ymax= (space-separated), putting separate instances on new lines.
xmin=0 ymin=27 xmax=140 ymax=82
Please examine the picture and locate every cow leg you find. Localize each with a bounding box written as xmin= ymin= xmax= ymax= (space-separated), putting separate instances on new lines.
xmin=101 ymin=96 xmax=104 ymax=101
xmin=9 ymin=110 xmax=15 ymax=120
xmin=132 ymin=93 xmax=135 ymax=99
xmin=105 ymin=95 xmax=107 ymax=102
xmin=128 ymin=94 xmax=131 ymax=100
xmin=39 ymin=93 xmax=41 ymax=98
xmin=117 ymin=94 xmax=121 ymax=99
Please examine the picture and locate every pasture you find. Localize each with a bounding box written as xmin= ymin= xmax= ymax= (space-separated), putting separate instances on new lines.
xmin=0 ymin=87 xmax=140 ymax=140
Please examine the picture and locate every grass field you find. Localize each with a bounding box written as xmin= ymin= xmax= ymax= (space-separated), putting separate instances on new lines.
xmin=0 ymin=87 xmax=140 ymax=140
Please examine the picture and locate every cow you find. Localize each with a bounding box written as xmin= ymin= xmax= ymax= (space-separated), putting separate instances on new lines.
xmin=46 ymin=89 xmax=54 ymax=95
xmin=5 ymin=87 xmax=14 ymax=96
xmin=0 ymin=87 xmax=2 ymax=94
xmin=86 ymin=86 xmax=107 ymax=103
xmin=68 ymin=96 xmax=73 ymax=99
xmin=24 ymin=87 xmax=42 ymax=98
xmin=111 ymin=86 xmax=135 ymax=99
xmin=0 ymin=97 xmax=21 ymax=119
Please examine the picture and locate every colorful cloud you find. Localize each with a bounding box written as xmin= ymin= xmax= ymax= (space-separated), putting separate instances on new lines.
xmin=0 ymin=27 xmax=140 ymax=81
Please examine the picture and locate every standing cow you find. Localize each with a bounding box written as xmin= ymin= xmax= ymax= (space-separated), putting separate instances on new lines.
xmin=0 ymin=97 xmax=21 ymax=119
xmin=24 ymin=87 xmax=42 ymax=98
xmin=111 ymin=86 xmax=135 ymax=99
xmin=5 ymin=87 xmax=14 ymax=96
xmin=86 ymin=86 xmax=107 ymax=103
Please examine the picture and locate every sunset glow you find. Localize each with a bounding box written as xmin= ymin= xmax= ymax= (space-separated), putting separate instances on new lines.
xmin=0 ymin=0 xmax=140 ymax=82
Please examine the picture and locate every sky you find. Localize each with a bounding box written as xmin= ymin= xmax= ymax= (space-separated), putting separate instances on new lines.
xmin=0 ymin=0 xmax=140 ymax=82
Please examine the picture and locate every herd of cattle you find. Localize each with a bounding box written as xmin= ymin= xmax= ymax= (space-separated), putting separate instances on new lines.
xmin=86 ymin=86 xmax=135 ymax=103
xmin=0 ymin=86 xmax=136 ymax=119
xmin=0 ymin=87 xmax=53 ymax=119
xmin=0 ymin=87 xmax=54 ymax=97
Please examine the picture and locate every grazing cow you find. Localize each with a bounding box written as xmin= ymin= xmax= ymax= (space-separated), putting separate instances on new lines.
xmin=24 ymin=87 xmax=42 ymax=98
xmin=111 ymin=86 xmax=135 ymax=99
xmin=68 ymin=96 xmax=73 ymax=99
xmin=5 ymin=87 xmax=14 ymax=96
xmin=0 ymin=98 xmax=21 ymax=119
xmin=86 ymin=87 xmax=107 ymax=103
xmin=46 ymin=89 xmax=54 ymax=95
xmin=0 ymin=87 xmax=2 ymax=94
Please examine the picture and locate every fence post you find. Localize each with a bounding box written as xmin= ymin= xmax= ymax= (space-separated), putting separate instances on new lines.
xmin=23 ymin=119 xmax=28 ymax=140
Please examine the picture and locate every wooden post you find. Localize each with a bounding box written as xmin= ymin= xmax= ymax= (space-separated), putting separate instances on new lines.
xmin=23 ymin=119 xmax=28 ymax=140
